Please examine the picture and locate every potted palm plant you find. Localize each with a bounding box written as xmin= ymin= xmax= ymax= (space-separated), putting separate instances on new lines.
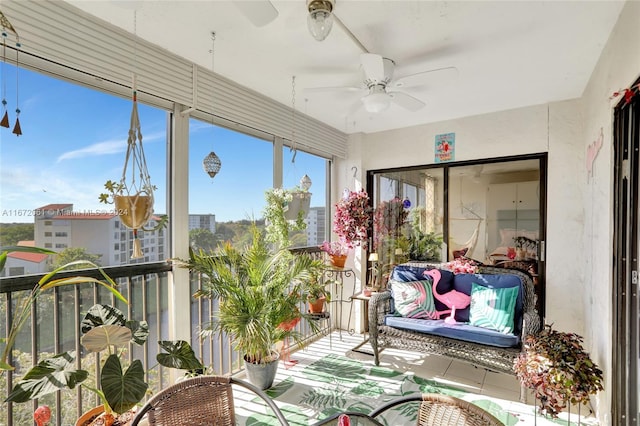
xmin=175 ymin=224 xmax=321 ymax=390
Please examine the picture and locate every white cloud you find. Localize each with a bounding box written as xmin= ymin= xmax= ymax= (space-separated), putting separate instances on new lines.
xmin=57 ymin=139 xmax=126 ymax=162
xmin=56 ymin=131 xmax=165 ymax=163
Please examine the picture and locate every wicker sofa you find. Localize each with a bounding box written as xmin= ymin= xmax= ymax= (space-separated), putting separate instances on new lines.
xmin=368 ymin=263 xmax=541 ymax=376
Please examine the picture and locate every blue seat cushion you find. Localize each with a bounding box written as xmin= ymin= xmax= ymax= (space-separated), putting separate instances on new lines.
xmin=384 ymin=315 xmax=520 ymax=348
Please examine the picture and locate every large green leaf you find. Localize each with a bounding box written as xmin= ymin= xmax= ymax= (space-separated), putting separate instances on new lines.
xmin=156 ymin=340 xmax=203 ymax=371
xmin=81 ymin=324 xmax=132 ymax=353
xmin=100 ymin=355 xmax=148 ymax=414
xmin=5 ymin=351 xmax=88 ymax=403
xmin=126 ymin=320 xmax=149 ymax=346
xmin=81 ymin=304 xmax=126 ymax=334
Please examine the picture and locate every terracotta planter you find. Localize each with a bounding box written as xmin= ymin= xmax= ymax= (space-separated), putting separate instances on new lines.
xmin=76 ymin=406 xmax=106 ymax=426
xmin=308 ymin=296 xmax=326 ymax=313
xmin=329 ymin=254 xmax=347 ymax=268
xmin=114 ymin=194 xmax=153 ymax=229
xmin=76 ymin=405 xmax=137 ymax=426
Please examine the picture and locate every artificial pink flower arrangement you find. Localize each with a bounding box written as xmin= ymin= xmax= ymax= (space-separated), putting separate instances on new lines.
xmin=333 ymin=189 xmax=372 ymax=249
xmin=319 ymin=240 xmax=350 ymax=257
xmin=442 ymin=257 xmax=479 ymax=274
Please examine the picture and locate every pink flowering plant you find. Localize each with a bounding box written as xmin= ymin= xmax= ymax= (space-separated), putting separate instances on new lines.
xmin=333 ymin=189 xmax=372 ymax=249
xmin=319 ymin=240 xmax=350 ymax=257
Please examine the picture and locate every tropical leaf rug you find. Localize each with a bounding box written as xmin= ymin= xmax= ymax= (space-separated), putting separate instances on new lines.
xmin=235 ymin=353 xmax=597 ymax=426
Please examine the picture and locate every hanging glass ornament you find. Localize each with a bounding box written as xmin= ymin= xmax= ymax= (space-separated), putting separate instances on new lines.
xmin=403 ymin=197 xmax=411 ymax=208
xmin=203 ymin=151 xmax=221 ymax=178
xmin=203 ymin=32 xmax=221 ymax=180
xmin=300 ymin=174 xmax=312 ymax=191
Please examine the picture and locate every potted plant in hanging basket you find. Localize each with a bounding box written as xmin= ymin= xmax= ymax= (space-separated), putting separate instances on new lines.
xmin=99 ymin=180 xmax=155 ymax=228
xmin=264 ymin=187 xmax=308 ymax=250
xmin=97 ymin=87 xmax=166 ymax=260
xmin=514 ymin=324 xmax=604 ymax=419
xmin=333 ymin=189 xmax=372 ymax=249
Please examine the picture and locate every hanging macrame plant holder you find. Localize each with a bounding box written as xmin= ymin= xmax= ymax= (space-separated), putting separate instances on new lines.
xmin=116 ymin=81 xmax=156 ymax=259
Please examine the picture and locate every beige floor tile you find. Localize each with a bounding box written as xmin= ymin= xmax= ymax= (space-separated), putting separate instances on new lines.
xmin=444 ymin=360 xmax=486 ymax=385
xmin=483 ymin=369 xmax=521 ymax=391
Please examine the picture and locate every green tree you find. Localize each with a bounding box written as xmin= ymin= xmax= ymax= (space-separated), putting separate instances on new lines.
xmin=213 ymin=223 xmax=236 ymax=244
xmin=51 ymin=247 xmax=102 ymax=270
xmin=0 ymin=223 xmax=34 ymax=246
xmin=189 ymin=228 xmax=217 ymax=251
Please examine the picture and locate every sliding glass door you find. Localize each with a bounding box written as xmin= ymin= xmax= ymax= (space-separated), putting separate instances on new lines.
xmin=368 ymin=154 xmax=546 ymax=315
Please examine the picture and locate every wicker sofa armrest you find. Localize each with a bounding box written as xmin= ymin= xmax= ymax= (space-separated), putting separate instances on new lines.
xmin=368 ymin=291 xmax=391 ymax=365
xmin=522 ymin=310 xmax=541 ymax=338
xmin=369 ymin=291 xmax=391 ymax=326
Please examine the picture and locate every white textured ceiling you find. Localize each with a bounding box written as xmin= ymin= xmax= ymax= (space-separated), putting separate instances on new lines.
xmin=67 ymin=0 xmax=625 ymax=135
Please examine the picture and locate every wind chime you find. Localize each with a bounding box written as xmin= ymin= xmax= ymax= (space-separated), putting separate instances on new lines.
xmin=0 ymin=9 xmax=22 ymax=136
xmin=202 ymin=32 xmax=222 ymax=180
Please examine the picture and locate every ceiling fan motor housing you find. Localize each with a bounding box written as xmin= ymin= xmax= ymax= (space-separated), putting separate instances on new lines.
xmin=363 ymin=57 xmax=395 ymax=88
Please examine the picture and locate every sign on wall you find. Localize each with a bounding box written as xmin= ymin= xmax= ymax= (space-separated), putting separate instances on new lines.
xmin=435 ymin=132 xmax=455 ymax=163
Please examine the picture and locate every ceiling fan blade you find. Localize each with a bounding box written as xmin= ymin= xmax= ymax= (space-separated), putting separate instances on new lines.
xmin=393 ymin=66 xmax=459 ymax=88
xmin=388 ymin=91 xmax=425 ymax=112
xmin=360 ymin=53 xmax=385 ymax=82
xmin=303 ymin=86 xmax=364 ymax=94
xmin=234 ymin=1 xmax=279 ymax=27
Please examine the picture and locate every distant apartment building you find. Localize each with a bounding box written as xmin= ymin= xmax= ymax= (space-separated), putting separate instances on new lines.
xmin=0 ymin=240 xmax=49 ymax=277
xmin=33 ymin=204 xmax=166 ymax=266
xmin=305 ymin=207 xmax=326 ymax=246
xmin=188 ymin=214 xmax=216 ymax=234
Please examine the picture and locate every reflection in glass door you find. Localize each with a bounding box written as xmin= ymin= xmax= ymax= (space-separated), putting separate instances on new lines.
xmin=368 ymin=156 xmax=545 ymax=316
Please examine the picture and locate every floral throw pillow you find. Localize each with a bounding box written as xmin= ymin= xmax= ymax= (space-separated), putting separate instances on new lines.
xmin=390 ymin=279 xmax=438 ymax=319
xmin=469 ymin=283 xmax=519 ymax=333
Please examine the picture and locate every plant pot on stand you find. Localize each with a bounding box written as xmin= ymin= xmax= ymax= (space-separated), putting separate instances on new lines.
xmin=329 ymin=254 xmax=347 ymax=268
xmin=308 ymin=296 xmax=326 ymax=314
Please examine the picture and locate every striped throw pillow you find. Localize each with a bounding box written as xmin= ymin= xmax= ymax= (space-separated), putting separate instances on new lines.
xmin=390 ymin=279 xmax=438 ymax=319
xmin=469 ymin=283 xmax=519 ymax=333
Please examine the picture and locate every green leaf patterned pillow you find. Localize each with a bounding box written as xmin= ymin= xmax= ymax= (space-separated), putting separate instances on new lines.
xmin=390 ymin=279 xmax=438 ymax=319
xmin=469 ymin=283 xmax=519 ymax=333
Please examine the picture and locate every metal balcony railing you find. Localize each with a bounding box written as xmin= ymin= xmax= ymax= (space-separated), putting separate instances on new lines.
xmin=1 ymin=247 xmax=330 ymax=426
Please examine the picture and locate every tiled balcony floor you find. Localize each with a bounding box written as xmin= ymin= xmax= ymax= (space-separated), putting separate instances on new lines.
xmin=234 ymin=331 xmax=600 ymax=425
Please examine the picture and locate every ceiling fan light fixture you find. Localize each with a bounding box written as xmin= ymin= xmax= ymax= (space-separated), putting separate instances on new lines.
xmin=362 ymin=86 xmax=391 ymax=113
xmin=307 ymin=0 xmax=334 ymax=41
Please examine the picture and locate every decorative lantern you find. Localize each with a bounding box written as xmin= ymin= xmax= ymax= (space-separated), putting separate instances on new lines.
xmin=203 ymin=151 xmax=222 ymax=178
xmin=203 ymin=32 xmax=222 ymax=180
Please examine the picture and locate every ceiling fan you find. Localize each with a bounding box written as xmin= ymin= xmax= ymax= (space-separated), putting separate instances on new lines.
xmin=308 ymin=53 xmax=458 ymax=115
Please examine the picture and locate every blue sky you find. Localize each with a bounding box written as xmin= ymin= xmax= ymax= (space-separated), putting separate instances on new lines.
xmin=0 ymin=65 xmax=327 ymax=224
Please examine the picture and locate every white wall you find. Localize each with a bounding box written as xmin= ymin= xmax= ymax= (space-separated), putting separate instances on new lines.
xmin=336 ymin=3 xmax=639 ymax=416
xmin=339 ymin=100 xmax=585 ymax=329
xmin=335 ymin=4 xmax=639 ymax=420
xmin=578 ymin=1 xmax=640 ymax=422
